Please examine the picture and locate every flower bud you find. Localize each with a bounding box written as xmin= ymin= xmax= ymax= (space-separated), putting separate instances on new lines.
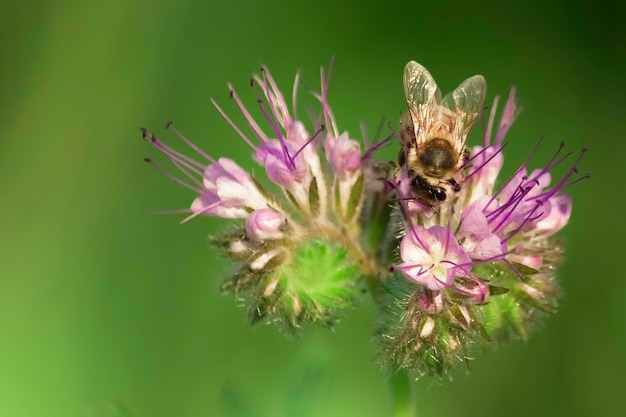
xmin=246 ymin=209 xmax=285 ymax=241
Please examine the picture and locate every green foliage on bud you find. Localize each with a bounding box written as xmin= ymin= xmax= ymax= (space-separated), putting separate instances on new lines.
xmin=215 ymin=233 xmax=362 ymax=334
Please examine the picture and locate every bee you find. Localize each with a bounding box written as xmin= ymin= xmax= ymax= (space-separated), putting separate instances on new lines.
xmin=399 ymin=61 xmax=486 ymax=208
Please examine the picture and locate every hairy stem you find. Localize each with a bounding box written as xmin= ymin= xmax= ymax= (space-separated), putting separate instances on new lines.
xmin=389 ymin=368 xmax=415 ymax=417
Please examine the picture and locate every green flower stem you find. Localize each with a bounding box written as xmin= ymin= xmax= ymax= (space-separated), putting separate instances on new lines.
xmin=360 ymin=193 xmax=418 ymax=416
xmin=389 ymin=368 xmax=415 ymax=417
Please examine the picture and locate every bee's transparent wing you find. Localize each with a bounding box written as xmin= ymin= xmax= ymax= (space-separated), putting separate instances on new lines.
xmin=441 ymin=75 xmax=486 ymax=153
xmin=403 ymin=61 xmax=440 ymax=144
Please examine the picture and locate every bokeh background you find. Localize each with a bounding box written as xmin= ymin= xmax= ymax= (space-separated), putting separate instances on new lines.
xmin=1 ymin=0 xmax=624 ymax=416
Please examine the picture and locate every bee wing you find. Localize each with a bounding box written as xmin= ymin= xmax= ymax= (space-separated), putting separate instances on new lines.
xmin=403 ymin=61 xmax=440 ymax=145
xmin=441 ymin=75 xmax=486 ymax=154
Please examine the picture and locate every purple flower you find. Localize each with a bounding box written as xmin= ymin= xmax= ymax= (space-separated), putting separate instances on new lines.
xmin=195 ymin=158 xmax=269 ymax=219
xmin=142 ymin=128 xmax=269 ymax=222
xmin=324 ymin=132 xmax=362 ymax=181
xmin=142 ymin=60 xmax=588 ymax=378
xmin=212 ymin=69 xmax=328 ymax=213
xmin=144 ymin=64 xmax=371 ymax=333
xmin=387 ymin=79 xmax=587 ymax=377
xmin=398 ymin=226 xmax=471 ymax=290
xmin=396 ymin=88 xmax=587 ymax=288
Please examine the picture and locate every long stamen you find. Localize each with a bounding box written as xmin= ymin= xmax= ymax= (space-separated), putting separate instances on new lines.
xmin=151 ymin=208 xmax=193 ymax=215
xmin=168 ymin=157 xmax=204 ymax=188
xmin=144 ymin=158 xmax=202 ymax=194
xmin=291 ymin=124 xmax=325 ymax=161
xmin=319 ymin=64 xmax=338 ymax=138
xmin=141 ymin=128 xmax=205 ymax=170
xmin=501 ymin=201 xmax=545 ymax=242
xmin=251 ymin=78 xmax=294 ymax=170
xmin=211 ymin=97 xmax=257 ymax=149
xmin=152 ymin=138 xmax=205 ymax=179
xmin=464 ymin=144 xmax=492 ymax=168
xmin=484 ymin=136 xmax=545 ymax=211
xmin=292 ymin=70 xmax=300 ymax=120
xmin=466 ymin=142 xmax=509 ymax=179
xmin=260 ymin=66 xmax=291 ymax=128
xmin=166 ymin=122 xmax=216 ymax=164
xmin=226 ymin=86 xmax=269 ymax=143
xmin=362 ymin=132 xmax=396 ymax=161
xmin=180 ymin=200 xmax=222 ymax=224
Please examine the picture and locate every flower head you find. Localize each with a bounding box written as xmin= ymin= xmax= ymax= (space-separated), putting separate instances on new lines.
xmin=143 ymin=60 xmax=587 ymax=379
xmin=144 ymin=64 xmax=376 ymax=333
xmin=381 ymin=84 xmax=588 ymax=378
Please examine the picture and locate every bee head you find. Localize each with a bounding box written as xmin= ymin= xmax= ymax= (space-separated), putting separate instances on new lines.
xmin=410 ymin=175 xmax=448 ymax=205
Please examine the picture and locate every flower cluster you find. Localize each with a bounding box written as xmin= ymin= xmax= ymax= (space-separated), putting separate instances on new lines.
xmin=142 ymin=66 xmax=375 ymax=333
xmin=380 ymin=88 xmax=588 ymax=377
xmin=143 ymin=61 xmax=586 ymax=378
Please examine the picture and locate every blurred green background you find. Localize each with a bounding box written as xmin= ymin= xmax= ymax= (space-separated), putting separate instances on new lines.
xmin=1 ymin=0 xmax=624 ymax=416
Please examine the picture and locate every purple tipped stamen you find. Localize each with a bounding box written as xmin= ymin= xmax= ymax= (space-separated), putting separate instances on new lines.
xmin=291 ymin=124 xmax=325 ymax=161
xmin=251 ymin=82 xmax=294 ymax=170
xmin=484 ymin=137 xmax=544 ymax=212
xmin=256 ymin=71 xmax=289 ymax=141
xmin=466 ymin=142 xmax=509 ymax=178
xmin=362 ymin=132 xmax=396 ymax=161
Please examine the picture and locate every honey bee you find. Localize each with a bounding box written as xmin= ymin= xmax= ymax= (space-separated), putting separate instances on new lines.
xmin=399 ymin=61 xmax=486 ymax=208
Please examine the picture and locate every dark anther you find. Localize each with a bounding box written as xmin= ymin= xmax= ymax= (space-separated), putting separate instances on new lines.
xmin=249 ymin=78 xmax=254 ymax=87
xmin=165 ymin=121 xmax=173 ymax=129
xmin=144 ymin=158 xmax=151 ymax=163
xmin=229 ymin=90 xmax=234 ymax=98
xmin=140 ymin=128 xmax=153 ymax=142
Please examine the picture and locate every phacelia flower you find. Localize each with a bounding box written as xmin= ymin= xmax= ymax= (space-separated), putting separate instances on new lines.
xmin=380 ymin=76 xmax=588 ymax=377
xmin=143 ymin=65 xmax=377 ymax=333
xmin=143 ymin=60 xmax=587 ymax=380
xmin=397 ymin=226 xmax=471 ymax=290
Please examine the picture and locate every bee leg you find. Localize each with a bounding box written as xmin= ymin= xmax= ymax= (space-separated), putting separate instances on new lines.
xmin=447 ymin=178 xmax=461 ymax=192
xmin=462 ymin=148 xmax=470 ymax=165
